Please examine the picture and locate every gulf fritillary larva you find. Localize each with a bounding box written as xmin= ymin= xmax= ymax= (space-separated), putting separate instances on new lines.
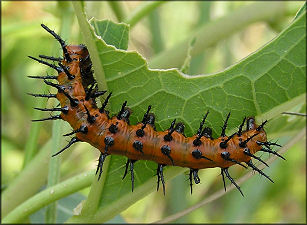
xmin=28 ymin=24 xmax=285 ymax=196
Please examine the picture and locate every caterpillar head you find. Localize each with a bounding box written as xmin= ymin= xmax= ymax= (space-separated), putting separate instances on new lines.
xmin=65 ymin=45 xmax=89 ymax=61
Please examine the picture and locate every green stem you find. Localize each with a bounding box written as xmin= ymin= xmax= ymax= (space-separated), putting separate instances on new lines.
xmin=1 ymin=133 xmax=24 ymax=150
xmin=189 ymin=1 xmax=211 ymax=75
xmin=2 ymin=140 xmax=52 ymax=217
xmin=124 ymin=1 xmax=165 ymax=28
xmin=45 ymin=3 xmax=74 ymax=223
xmin=72 ymin=1 xmax=107 ymax=91
xmin=45 ymin=120 xmax=63 ymax=223
xmin=77 ymin=157 xmax=111 ymax=216
xmin=108 ymin=1 xmax=126 ymax=22
xmin=2 ymin=171 xmax=94 ymax=223
xmin=149 ymin=2 xmax=286 ymax=69
xmin=148 ymin=8 xmax=164 ymax=54
xmin=196 ymin=2 xmax=211 ymax=27
xmin=66 ymin=167 xmax=186 ymax=223
xmin=22 ymin=85 xmax=49 ymax=168
xmin=71 ymin=0 xmax=112 ymax=217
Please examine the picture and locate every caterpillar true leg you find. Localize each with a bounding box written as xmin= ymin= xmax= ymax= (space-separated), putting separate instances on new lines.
xmin=157 ymin=164 xmax=166 ymax=195
xmin=96 ymin=153 xmax=108 ymax=181
xmin=122 ymin=159 xmax=137 ymax=192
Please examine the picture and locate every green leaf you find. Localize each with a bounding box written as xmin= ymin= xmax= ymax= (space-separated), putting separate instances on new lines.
xmin=90 ymin=19 xmax=129 ymax=50
xmin=93 ymin=15 xmax=305 ymax=135
xmin=69 ymin=5 xmax=306 ymax=223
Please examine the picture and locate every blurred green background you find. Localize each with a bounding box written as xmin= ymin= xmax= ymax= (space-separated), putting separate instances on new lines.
xmin=2 ymin=1 xmax=306 ymax=223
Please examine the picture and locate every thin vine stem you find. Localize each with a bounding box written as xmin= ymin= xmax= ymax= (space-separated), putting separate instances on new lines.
xmin=148 ymin=8 xmax=164 ymax=54
xmin=71 ymin=1 xmax=111 ymax=217
xmin=45 ymin=3 xmax=75 ymax=223
xmin=2 ymin=140 xmax=52 ymax=217
xmin=108 ymin=1 xmax=126 ymax=22
xmin=22 ymin=89 xmax=47 ymax=168
xmin=281 ymin=112 xmax=307 ymax=116
xmin=2 ymin=171 xmax=94 ymax=223
xmin=124 ymin=1 xmax=165 ymax=28
xmin=72 ymin=1 xmax=107 ymax=91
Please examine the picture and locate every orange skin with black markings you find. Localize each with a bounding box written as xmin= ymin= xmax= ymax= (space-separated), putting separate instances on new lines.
xmin=30 ymin=24 xmax=283 ymax=196
xmin=53 ymin=44 xmax=268 ymax=170
xmin=55 ymin=45 xmax=267 ymax=170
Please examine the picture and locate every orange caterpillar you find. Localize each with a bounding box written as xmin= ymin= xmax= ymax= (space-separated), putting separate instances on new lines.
xmin=29 ymin=24 xmax=285 ymax=196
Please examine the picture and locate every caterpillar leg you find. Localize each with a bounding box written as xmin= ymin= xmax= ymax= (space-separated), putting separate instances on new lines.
xmin=156 ymin=164 xmax=166 ymax=195
xmin=189 ymin=169 xmax=200 ymax=194
xmin=122 ymin=159 xmax=137 ymax=192
xmin=96 ymin=152 xmax=108 ymax=181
